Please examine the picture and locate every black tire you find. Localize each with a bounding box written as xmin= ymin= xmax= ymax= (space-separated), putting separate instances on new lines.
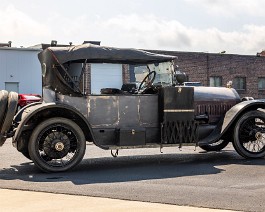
xmin=29 ymin=117 xmax=86 ymax=172
xmin=0 ymin=90 xmax=8 ymax=130
xmin=233 ymin=110 xmax=265 ymax=158
xmin=199 ymin=139 xmax=230 ymax=152
xmin=0 ymin=91 xmax=18 ymax=146
xmin=21 ymin=150 xmax=31 ymax=160
xmin=1 ymin=92 xmax=18 ymax=133
xmin=17 ymin=135 xmax=32 ymax=160
xmin=20 ymin=144 xmax=31 ymax=160
xmin=0 ymin=90 xmax=8 ymax=146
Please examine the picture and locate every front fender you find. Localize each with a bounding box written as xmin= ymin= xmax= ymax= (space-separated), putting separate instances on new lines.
xmin=198 ymin=99 xmax=265 ymax=146
xmin=221 ymin=99 xmax=265 ymax=133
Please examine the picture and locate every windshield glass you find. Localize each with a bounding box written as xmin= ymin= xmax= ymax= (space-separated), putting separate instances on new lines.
xmin=133 ymin=61 xmax=174 ymax=86
xmin=148 ymin=61 xmax=173 ymax=86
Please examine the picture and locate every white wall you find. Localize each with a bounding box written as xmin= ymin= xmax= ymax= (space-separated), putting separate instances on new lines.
xmin=0 ymin=48 xmax=42 ymax=94
xmin=91 ymin=63 xmax=123 ymax=94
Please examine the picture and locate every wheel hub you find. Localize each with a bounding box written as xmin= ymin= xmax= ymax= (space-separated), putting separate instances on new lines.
xmin=43 ymin=135 xmax=71 ymax=159
xmin=255 ymin=132 xmax=263 ymax=140
xmin=55 ymin=141 xmax=64 ymax=151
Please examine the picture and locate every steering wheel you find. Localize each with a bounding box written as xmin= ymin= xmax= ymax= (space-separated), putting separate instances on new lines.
xmin=138 ymin=71 xmax=156 ymax=92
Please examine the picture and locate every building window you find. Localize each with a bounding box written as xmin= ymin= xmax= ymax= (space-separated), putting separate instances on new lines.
xmin=209 ymin=76 xmax=222 ymax=87
xmin=258 ymin=77 xmax=265 ymax=90
xmin=233 ymin=77 xmax=246 ymax=90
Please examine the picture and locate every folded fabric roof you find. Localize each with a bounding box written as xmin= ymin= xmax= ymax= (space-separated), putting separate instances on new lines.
xmin=38 ymin=43 xmax=176 ymax=65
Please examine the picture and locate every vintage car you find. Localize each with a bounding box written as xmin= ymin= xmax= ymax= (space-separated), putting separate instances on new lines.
xmin=1 ymin=43 xmax=265 ymax=172
xmin=18 ymin=94 xmax=42 ymax=109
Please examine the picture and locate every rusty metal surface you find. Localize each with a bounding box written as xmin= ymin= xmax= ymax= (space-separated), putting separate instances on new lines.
xmin=89 ymin=95 xmax=158 ymax=128
xmin=89 ymin=96 xmax=119 ymax=126
xmin=53 ymin=91 xmax=159 ymax=129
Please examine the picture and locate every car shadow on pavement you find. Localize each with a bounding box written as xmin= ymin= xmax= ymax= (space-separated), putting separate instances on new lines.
xmin=0 ymin=150 xmax=265 ymax=186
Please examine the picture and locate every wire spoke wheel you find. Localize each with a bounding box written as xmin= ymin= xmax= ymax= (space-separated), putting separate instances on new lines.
xmin=29 ymin=117 xmax=86 ymax=172
xmin=239 ymin=118 xmax=265 ymax=153
xmin=233 ymin=111 xmax=265 ymax=158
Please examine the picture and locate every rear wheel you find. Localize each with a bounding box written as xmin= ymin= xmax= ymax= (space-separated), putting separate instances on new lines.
xmin=199 ymin=139 xmax=229 ymax=152
xmin=233 ymin=110 xmax=265 ymax=158
xmin=29 ymin=117 xmax=86 ymax=172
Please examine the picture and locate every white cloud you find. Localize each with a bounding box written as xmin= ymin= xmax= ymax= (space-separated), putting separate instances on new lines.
xmin=184 ymin=0 xmax=265 ymax=18
xmin=98 ymin=14 xmax=265 ymax=54
xmin=0 ymin=5 xmax=51 ymax=46
xmin=0 ymin=5 xmax=264 ymax=55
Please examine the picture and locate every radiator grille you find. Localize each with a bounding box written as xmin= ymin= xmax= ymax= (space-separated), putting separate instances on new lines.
xmin=195 ymin=104 xmax=233 ymax=116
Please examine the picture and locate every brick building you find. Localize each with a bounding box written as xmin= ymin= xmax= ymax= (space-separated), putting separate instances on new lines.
xmin=29 ymin=40 xmax=265 ymax=98
xmin=148 ymin=50 xmax=265 ymax=98
xmin=85 ymin=49 xmax=265 ymax=98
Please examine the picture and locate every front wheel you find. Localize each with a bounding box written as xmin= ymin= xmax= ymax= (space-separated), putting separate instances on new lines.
xmin=233 ymin=110 xmax=265 ymax=158
xmin=29 ymin=117 xmax=86 ymax=172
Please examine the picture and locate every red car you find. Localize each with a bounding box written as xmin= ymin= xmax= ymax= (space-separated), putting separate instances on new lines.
xmin=18 ymin=94 xmax=41 ymax=108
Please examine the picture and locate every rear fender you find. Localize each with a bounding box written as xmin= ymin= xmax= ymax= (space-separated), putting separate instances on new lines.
xmin=14 ymin=102 xmax=42 ymax=124
xmin=12 ymin=102 xmax=107 ymax=150
xmin=13 ymin=103 xmax=57 ymax=145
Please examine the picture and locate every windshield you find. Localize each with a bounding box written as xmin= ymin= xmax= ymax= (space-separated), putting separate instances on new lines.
xmin=133 ymin=61 xmax=174 ymax=86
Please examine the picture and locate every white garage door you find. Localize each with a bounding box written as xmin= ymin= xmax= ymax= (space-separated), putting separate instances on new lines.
xmin=91 ymin=63 xmax=123 ymax=94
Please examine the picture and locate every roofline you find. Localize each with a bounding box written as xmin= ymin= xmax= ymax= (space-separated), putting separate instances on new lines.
xmin=0 ymin=47 xmax=42 ymax=52
xmin=145 ymin=48 xmax=260 ymax=58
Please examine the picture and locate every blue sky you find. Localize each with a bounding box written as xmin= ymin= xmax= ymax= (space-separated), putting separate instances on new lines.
xmin=1 ymin=0 xmax=265 ymax=55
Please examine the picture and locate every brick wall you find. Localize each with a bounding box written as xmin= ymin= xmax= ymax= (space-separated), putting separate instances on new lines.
xmin=148 ymin=49 xmax=265 ymax=98
xmin=79 ymin=49 xmax=265 ymax=98
xmin=83 ymin=63 xmax=91 ymax=94
xmin=122 ymin=64 xmax=130 ymax=84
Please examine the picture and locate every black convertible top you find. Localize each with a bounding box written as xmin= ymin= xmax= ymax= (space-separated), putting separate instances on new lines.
xmin=38 ymin=43 xmax=176 ymax=65
xmin=38 ymin=44 xmax=176 ymax=96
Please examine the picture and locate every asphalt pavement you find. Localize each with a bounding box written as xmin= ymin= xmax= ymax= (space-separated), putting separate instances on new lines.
xmin=1 ymin=139 xmax=263 ymax=211
xmin=1 ymin=189 xmax=236 ymax=212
